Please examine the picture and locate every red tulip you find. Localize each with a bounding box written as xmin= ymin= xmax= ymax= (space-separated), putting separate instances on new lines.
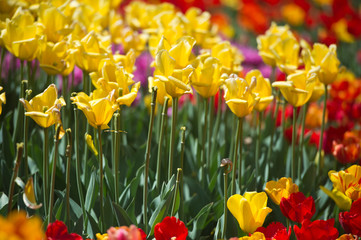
xmin=280 ymin=192 xmax=315 ymax=223
xmin=256 ymin=222 xmax=291 ymax=240
xmin=294 ymin=219 xmax=339 ymax=240
xmin=154 ymin=216 xmax=188 ymax=240
xmin=339 ymin=198 xmax=361 ymax=236
xmin=46 ymin=220 xmax=82 ymax=240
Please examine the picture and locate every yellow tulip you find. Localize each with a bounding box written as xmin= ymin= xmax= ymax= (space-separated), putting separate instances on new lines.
xmin=1 ymin=7 xmax=45 ymax=61
xmin=311 ymin=43 xmax=340 ymax=85
xmin=223 ymin=74 xmax=260 ymax=118
xmin=148 ymin=77 xmax=172 ymax=106
xmin=239 ymin=232 xmax=266 ymax=240
xmin=245 ymin=70 xmax=273 ymax=112
xmin=37 ymin=41 xmax=74 ymax=76
xmin=211 ymin=41 xmax=243 ymax=74
xmin=20 ymin=84 xmax=65 ymax=129
xmin=257 ymin=22 xmax=296 ymax=68
xmin=0 ymin=86 xmax=6 ymax=115
xmin=191 ymin=54 xmax=223 ymax=98
xmin=320 ymin=186 xmax=352 ymax=210
xmin=73 ymin=31 xmax=110 ymax=73
xmin=272 ymin=66 xmax=319 ymax=107
xmin=227 ymin=192 xmax=272 ymax=233
xmin=154 ymin=37 xmax=195 ymax=98
xmin=184 ymin=7 xmax=211 ymax=46
xmin=265 ymin=177 xmax=299 ymax=205
xmin=328 ymin=165 xmax=361 ymax=201
xmin=89 ymin=59 xmax=140 ymax=107
xmin=273 ymin=36 xmax=300 ymax=75
xmin=38 ymin=3 xmax=72 ymax=43
xmin=71 ymin=90 xmax=118 ymax=129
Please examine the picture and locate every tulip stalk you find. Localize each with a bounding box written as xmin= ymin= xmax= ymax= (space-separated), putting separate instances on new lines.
xmin=43 ymin=127 xmax=49 ymax=217
xmin=179 ymin=126 xmax=186 ymax=219
xmin=8 ymin=143 xmax=23 ymax=214
xmin=97 ymin=126 xmax=104 ymax=232
xmin=238 ymin=118 xmax=244 ymax=193
xmin=157 ymin=97 xmax=169 ymax=190
xmin=231 ymin=117 xmax=243 ymax=195
xmin=73 ymin=106 xmax=87 ymax=232
xmin=48 ymin=125 xmax=61 ymax=223
xmin=168 ymin=97 xmax=178 ymax=180
xmin=113 ymin=112 xmax=120 ymax=203
xmin=13 ymin=80 xmax=26 ymax=145
xmin=65 ymin=129 xmax=72 ymax=228
xmin=23 ymin=87 xmax=30 ymax=179
xmin=292 ymin=107 xmax=297 ymax=180
xmin=0 ymin=47 xmax=5 ymax=84
xmin=143 ymin=87 xmax=157 ymax=233
xmin=221 ymin=159 xmax=232 ymax=240
xmin=201 ymin=97 xmax=209 ymax=184
xmin=298 ymin=103 xmax=308 ymax=183
xmin=255 ymin=112 xmax=263 ymax=187
xmin=317 ymin=85 xmax=328 ymax=174
xmin=211 ymin=91 xmax=222 ymax=161
xmin=207 ymin=96 xmax=214 ymax=165
xmin=267 ymin=67 xmax=278 ymax=174
xmin=171 ymin=168 xmax=182 ymax=216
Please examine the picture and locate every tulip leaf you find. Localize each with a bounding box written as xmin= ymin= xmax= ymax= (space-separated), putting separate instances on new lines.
xmin=85 ymin=170 xmax=98 ymax=212
xmin=0 ymin=193 xmax=8 ymax=215
xmin=188 ymin=202 xmax=213 ymax=239
xmin=112 ymin=202 xmax=133 ymax=226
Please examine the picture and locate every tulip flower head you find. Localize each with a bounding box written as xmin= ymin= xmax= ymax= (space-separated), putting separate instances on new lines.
xmin=154 ymin=36 xmax=195 ymax=98
xmin=227 ymin=192 xmax=272 ymax=233
xmin=245 ymin=70 xmax=273 ymax=112
xmin=0 ymin=211 xmax=44 ymax=240
xmin=265 ymin=177 xmax=299 ymax=205
xmin=311 ymin=43 xmax=340 ymax=85
xmin=71 ymin=90 xmax=118 ymax=129
xmin=211 ymin=41 xmax=243 ymax=74
xmin=191 ymin=54 xmax=223 ymax=98
xmin=154 ymin=216 xmax=188 ymax=240
xmin=223 ymin=74 xmax=260 ymax=118
xmin=272 ymin=66 xmax=319 ymax=107
xmin=90 ymin=60 xmax=140 ymax=107
xmin=280 ymin=192 xmax=316 ymax=223
xmin=293 ymin=219 xmax=339 ymax=240
xmin=46 ymin=220 xmax=82 ymax=240
xmin=1 ymin=7 xmax=45 ymax=61
xmin=257 ymin=22 xmax=296 ymax=68
xmin=20 ymin=84 xmax=65 ymax=129
xmin=256 ymin=222 xmax=291 ymax=240
xmin=339 ymin=198 xmax=361 ymax=236
xmin=328 ymin=165 xmax=361 ymax=201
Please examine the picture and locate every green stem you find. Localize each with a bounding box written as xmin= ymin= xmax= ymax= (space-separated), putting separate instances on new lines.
xmin=168 ymin=97 xmax=178 ymax=180
xmin=27 ymin=61 xmax=32 ymax=88
xmin=156 ymin=97 xmax=169 ymax=190
xmin=43 ymin=127 xmax=49 ymax=217
xmin=281 ymin=98 xmax=286 ymax=133
xmin=179 ymin=126 xmax=186 ymax=220
xmin=73 ymin=107 xmax=87 ymax=232
xmin=267 ymin=89 xmax=280 ymax=175
xmin=171 ymin=168 xmax=182 ymax=216
xmin=292 ymin=107 xmax=297 ymax=180
xmin=231 ymin=117 xmax=243 ymax=195
xmin=8 ymin=143 xmax=23 ymax=214
xmin=222 ymin=172 xmax=228 ymax=240
xmin=0 ymin=47 xmax=5 ymax=84
xmin=207 ymin=96 xmax=214 ymax=165
xmin=23 ymin=88 xmax=30 ymax=180
xmin=97 ymin=126 xmax=104 ymax=232
xmin=255 ymin=112 xmax=263 ymax=186
xmin=201 ymin=98 xmax=209 ymax=184
xmin=211 ymin=91 xmax=222 ymax=162
xmin=65 ymin=129 xmax=72 ymax=228
xmin=238 ymin=118 xmax=244 ymax=192
xmin=48 ymin=125 xmax=61 ymax=223
xmin=13 ymin=80 xmax=26 ymax=145
xmin=143 ymin=87 xmax=157 ymax=233
xmin=113 ymin=112 xmax=120 ymax=203
xmin=298 ymin=103 xmax=308 ymax=183
xmin=318 ymin=85 xmax=328 ymax=174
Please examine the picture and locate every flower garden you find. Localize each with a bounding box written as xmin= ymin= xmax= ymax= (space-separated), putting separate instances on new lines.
xmin=0 ymin=0 xmax=361 ymax=239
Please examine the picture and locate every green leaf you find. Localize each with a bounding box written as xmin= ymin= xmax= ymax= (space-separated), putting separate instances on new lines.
xmin=188 ymin=202 xmax=213 ymax=239
xmin=112 ymin=202 xmax=133 ymax=226
xmin=85 ymin=171 xmax=98 ymax=212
